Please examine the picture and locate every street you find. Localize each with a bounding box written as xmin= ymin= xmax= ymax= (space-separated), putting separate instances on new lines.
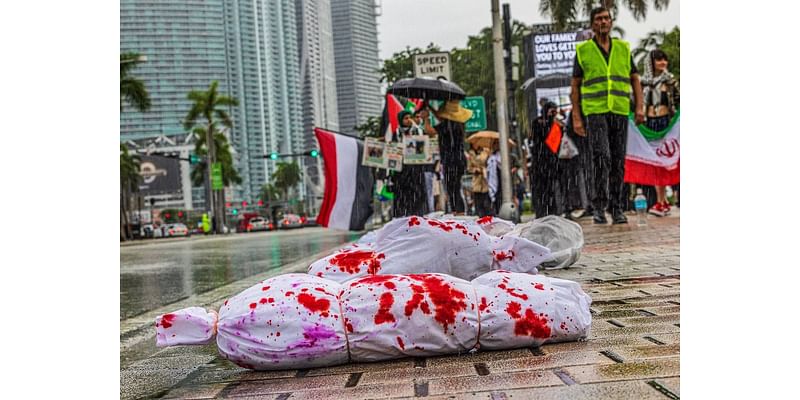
xmin=121 ymin=228 xmax=361 ymax=320
xmin=120 ymin=212 xmax=680 ymax=400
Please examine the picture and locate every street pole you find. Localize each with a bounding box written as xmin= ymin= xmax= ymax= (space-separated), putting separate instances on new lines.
xmin=502 ymin=3 xmax=522 ymax=161
xmin=491 ymin=0 xmax=516 ymax=220
xmin=205 ymin=120 xmax=219 ymax=234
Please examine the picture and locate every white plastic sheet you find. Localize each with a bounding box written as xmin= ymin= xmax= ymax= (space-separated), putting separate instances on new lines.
xmin=156 ymin=271 xmax=591 ymax=370
xmin=508 ymin=215 xmax=584 ymax=269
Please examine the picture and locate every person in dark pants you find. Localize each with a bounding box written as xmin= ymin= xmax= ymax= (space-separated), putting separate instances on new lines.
xmin=528 ymin=101 xmax=562 ymax=218
xmin=570 ymin=6 xmax=644 ymax=225
xmin=435 ymin=100 xmax=473 ymax=215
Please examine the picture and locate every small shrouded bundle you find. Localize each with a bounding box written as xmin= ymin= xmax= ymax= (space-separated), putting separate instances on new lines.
xmin=341 ymin=274 xmax=479 ymax=361
xmin=155 ymin=271 xmax=591 ymax=371
xmin=473 ymin=270 xmax=592 ymax=350
xmin=308 ymin=216 xmax=551 ymax=283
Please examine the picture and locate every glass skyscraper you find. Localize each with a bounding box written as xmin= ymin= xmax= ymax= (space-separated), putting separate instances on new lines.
xmin=121 ymin=0 xmax=304 ymax=204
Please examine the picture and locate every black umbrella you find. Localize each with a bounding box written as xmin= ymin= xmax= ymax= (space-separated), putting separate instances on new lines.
xmin=387 ymin=77 xmax=466 ymax=101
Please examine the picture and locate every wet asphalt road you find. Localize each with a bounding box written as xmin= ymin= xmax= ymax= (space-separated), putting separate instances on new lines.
xmin=120 ymin=227 xmax=360 ymax=320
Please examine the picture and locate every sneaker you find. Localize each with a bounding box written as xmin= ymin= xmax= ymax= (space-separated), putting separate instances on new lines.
xmin=662 ymin=202 xmax=672 ymax=215
xmin=612 ymin=209 xmax=628 ymax=224
xmin=593 ymin=210 xmax=608 ymax=224
xmin=648 ymin=203 xmax=666 ymax=217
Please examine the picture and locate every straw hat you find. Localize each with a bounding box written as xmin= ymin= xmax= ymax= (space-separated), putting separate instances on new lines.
xmin=435 ymin=100 xmax=473 ymax=123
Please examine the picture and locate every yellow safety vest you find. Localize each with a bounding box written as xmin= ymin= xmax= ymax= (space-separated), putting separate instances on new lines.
xmin=576 ymin=38 xmax=632 ymax=116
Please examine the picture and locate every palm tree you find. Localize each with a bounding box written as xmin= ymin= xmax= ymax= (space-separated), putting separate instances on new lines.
xmin=272 ymin=161 xmax=301 ymax=201
xmin=259 ymin=183 xmax=281 ymax=205
xmin=189 ymin=125 xmax=242 ymax=187
xmin=120 ymin=144 xmax=141 ymax=241
xmin=184 ymin=81 xmax=239 ymax=234
xmin=120 ymin=52 xmax=151 ymax=112
xmin=539 ymin=0 xmax=671 ymax=32
xmin=633 ymin=26 xmax=679 ymax=79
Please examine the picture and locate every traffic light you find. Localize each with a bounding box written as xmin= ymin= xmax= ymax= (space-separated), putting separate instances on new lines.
xmin=309 ymin=149 xmax=319 ymax=158
xmin=164 ymin=213 xmax=171 ymax=219
xmin=269 ymin=152 xmax=279 ymax=160
xmin=232 ymin=208 xmax=238 ymax=216
xmin=226 ymin=202 xmax=231 ymax=208
xmin=189 ymin=154 xmax=200 ymax=164
xmin=257 ymin=200 xmax=264 ymax=206
xmin=178 ymin=211 xmax=183 ymax=218
xmin=242 ymin=201 xmax=248 ymax=207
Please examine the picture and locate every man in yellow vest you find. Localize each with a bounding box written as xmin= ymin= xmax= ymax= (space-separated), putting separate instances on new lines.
xmin=570 ymin=6 xmax=644 ymax=225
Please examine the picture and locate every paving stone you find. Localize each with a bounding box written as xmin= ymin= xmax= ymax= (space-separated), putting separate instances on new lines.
xmin=427 ymin=369 xmax=564 ymax=396
xmin=541 ymin=336 xmax=651 ymax=354
xmin=284 ymin=382 xmax=415 ymax=400
xmin=480 ymin=380 xmax=668 ymax=400
xmin=305 ymin=359 xmax=415 ymax=376
xmin=358 ymin=362 xmax=477 ymax=385
xmin=221 ymin=374 xmax=351 ymax=397
xmin=641 ymin=333 xmax=681 ymax=345
xmin=590 ymin=323 xmax=680 ymax=339
xmin=161 ymin=383 xmax=227 ymax=399
xmin=426 ymin=349 xmax=533 ymax=367
xmin=654 ymin=376 xmax=681 ymax=397
xmin=611 ymin=343 xmax=680 ymax=361
xmin=485 ymin=350 xmax=613 ymax=373
xmin=564 ymin=357 xmax=680 ymax=384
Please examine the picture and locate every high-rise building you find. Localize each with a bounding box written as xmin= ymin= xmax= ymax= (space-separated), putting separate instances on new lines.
xmin=121 ymin=0 xmax=305 ymax=206
xmin=330 ymin=0 xmax=382 ymax=135
xmin=223 ymin=0 xmax=303 ymax=201
xmin=295 ymin=0 xmax=339 ymax=208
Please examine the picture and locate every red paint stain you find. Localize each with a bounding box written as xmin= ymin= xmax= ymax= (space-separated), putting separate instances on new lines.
xmin=396 ymin=336 xmax=405 ymax=350
xmin=494 ymin=250 xmax=515 ymax=261
xmin=406 ymin=274 xmax=468 ymax=333
xmin=560 ymin=322 xmax=569 ymax=331
xmin=505 ymin=301 xmax=551 ymax=339
xmin=350 ymin=274 xmax=396 ymax=287
xmin=268 ymin=298 xmax=275 ymax=303
xmin=534 ymin=283 xmax=545 ymax=291
xmin=297 ymin=293 xmax=331 ymax=318
xmin=262 ymin=286 xmax=270 ymax=291
xmin=160 ymin=313 xmax=176 ymax=329
xmin=314 ymin=287 xmax=334 ymax=296
xmin=479 ymin=297 xmax=492 ymax=313
xmin=316 ymin=272 xmax=323 ymax=277
xmin=427 ymin=219 xmax=454 ymax=232
xmin=374 ymin=292 xmax=396 ymax=324
xmin=276 ymin=332 xmax=281 ymax=337
xmin=384 ymin=281 xmax=396 ymax=290
xmin=408 ymin=216 xmax=421 ymax=227
xmin=345 ymin=318 xmax=354 ymax=333
xmin=249 ymin=303 xmax=257 ymax=310
xmin=259 ymin=298 xmax=268 ymax=304
xmin=329 ymin=249 xmax=384 ymax=275
xmin=498 ymin=283 xmax=529 ymax=300
xmin=285 ymin=291 xmax=295 ymax=296
xmin=224 ymin=300 xmax=228 ymax=306
xmin=477 ymin=215 xmax=493 ymax=225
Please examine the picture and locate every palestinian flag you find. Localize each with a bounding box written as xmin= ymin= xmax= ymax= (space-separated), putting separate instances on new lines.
xmin=381 ymin=94 xmax=406 ymax=141
xmin=624 ymin=112 xmax=680 ymax=186
xmin=314 ymin=128 xmax=374 ymax=231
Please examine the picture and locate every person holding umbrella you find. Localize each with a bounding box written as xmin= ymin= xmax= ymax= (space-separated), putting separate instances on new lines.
xmin=435 ymin=100 xmax=472 ymax=215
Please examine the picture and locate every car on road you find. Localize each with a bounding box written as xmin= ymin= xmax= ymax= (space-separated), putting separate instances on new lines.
xmin=278 ymin=213 xmax=304 ymax=229
xmin=302 ymin=216 xmax=317 ymax=227
xmin=164 ymin=223 xmax=191 ymax=237
xmin=244 ymin=217 xmax=273 ymax=232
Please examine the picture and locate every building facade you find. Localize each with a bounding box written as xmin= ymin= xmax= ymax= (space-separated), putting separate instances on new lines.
xmin=330 ymin=0 xmax=383 ymax=135
xmin=121 ymin=0 xmax=305 ymax=207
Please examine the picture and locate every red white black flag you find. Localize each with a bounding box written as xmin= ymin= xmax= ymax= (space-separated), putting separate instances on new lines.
xmin=314 ymin=128 xmax=374 ymax=231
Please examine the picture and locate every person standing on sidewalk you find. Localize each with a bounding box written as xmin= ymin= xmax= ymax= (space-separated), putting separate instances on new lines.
xmin=570 ymin=6 xmax=645 ymax=225
xmin=435 ymin=100 xmax=473 ymax=215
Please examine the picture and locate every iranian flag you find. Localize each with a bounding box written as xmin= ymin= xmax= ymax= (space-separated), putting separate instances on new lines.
xmin=624 ymin=112 xmax=680 ymax=186
xmin=314 ymin=128 xmax=374 ymax=231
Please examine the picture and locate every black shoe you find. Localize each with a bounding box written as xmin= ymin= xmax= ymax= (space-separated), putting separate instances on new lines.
xmin=612 ymin=210 xmax=628 ymax=224
xmin=593 ymin=210 xmax=608 ymax=224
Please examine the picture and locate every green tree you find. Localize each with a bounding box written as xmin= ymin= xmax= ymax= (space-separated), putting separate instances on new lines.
xmin=539 ymin=0 xmax=671 ymax=32
xmin=379 ymin=43 xmax=442 ymax=83
xmin=258 ymin=183 xmax=281 ymax=204
xmin=354 ymin=116 xmax=382 ymax=139
xmin=272 ymin=161 xmax=301 ymax=200
xmin=633 ymin=26 xmax=679 ymax=79
xmin=189 ymin=125 xmax=242 ymax=187
xmin=184 ymin=81 xmax=240 ymax=234
xmin=120 ymin=52 xmax=151 ymax=112
xmin=120 ymin=144 xmax=141 ymax=241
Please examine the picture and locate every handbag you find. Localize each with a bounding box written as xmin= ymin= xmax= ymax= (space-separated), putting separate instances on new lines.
xmin=558 ymin=134 xmax=579 ymax=159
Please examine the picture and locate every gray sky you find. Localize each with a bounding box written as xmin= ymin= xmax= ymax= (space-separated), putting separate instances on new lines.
xmin=375 ymin=0 xmax=680 ymax=60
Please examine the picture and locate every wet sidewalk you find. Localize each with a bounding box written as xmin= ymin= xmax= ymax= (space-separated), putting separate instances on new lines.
xmin=121 ymin=211 xmax=679 ymax=399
